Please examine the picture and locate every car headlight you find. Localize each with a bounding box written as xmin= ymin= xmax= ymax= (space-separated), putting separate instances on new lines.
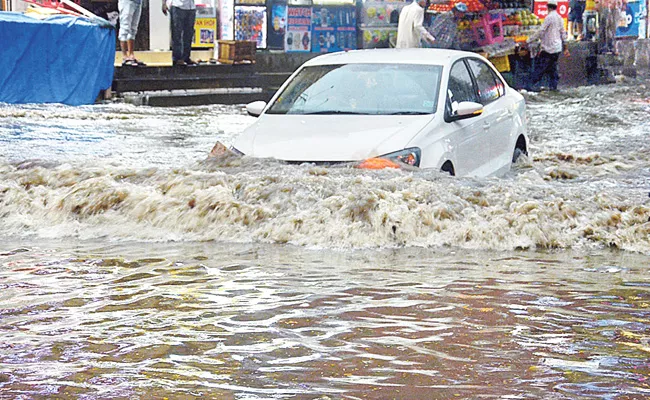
xmin=380 ymin=147 xmax=421 ymax=167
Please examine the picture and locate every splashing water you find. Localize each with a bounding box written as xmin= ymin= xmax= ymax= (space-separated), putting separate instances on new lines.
xmin=1 ymin=81 xmax=650 ymax=399
xmin=1 ymin=84 xmax=649 ymax=252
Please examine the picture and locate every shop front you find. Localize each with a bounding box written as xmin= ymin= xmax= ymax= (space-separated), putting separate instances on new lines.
xmin=311 ymin=0 xmax=357 ymax=52
xmin=615 ymin=0 xmax=647 ymax=39
xmin=193 ymin=0 xmax=218 ymax=48
xmin=178 ymin=0 xmax=650 ymax=60
xmin=215 ymin=0 xmax=357 ymax=53
xmin=359 ymin=0 xmax=406 ymax=48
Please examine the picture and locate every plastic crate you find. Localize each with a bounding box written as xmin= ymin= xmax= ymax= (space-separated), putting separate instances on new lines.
xmin=490 ymin=55 xmax=510 ymax=72
xmin=217 ymin=40 xmax=256 ymax=64
xmin=471 ymin=13 xmax=504 ymax=47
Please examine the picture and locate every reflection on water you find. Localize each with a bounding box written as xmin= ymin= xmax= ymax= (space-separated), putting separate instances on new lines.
xmin=1 ymin=81 xmax=650 ymax=398
xmin=1 ymin=243 xmax=649 ymax=399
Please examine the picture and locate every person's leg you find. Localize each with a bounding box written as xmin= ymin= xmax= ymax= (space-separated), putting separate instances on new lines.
xmin=599 ymin=8 xmax=609 ymax=51
xmin=118 ymin=0 xmax=133 ymax=60
xmin=574 ymin=1 xmax=586 ymax=40
xmin=127 ymin=39 xmax=135 ymax=59
xmin=548 ymin=52 xmax=560 ymax=90
xmin=182 ymin=8 xmax=197 ymax=63
xmin=576 ymin=22 xmax=583 ymax=39
xmin=128 ymin=0 xmax=143 ymax=60
xmin=170 ymin=6 xmax=183 ymax=62
xmin=120 ymin=41 xmax=129 ymax=59
xmin=528 ymin=51 xmax=550 ymax=91
xmin=607 ymin=8 xmax=617 ymax=52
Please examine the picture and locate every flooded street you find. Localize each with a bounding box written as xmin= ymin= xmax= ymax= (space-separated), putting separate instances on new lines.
xmin=1 ymin=82 xmax=649 ymax=399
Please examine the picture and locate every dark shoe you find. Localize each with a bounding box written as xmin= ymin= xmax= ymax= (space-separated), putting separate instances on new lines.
xmin=185 ymin=59 xmax=198 ymax=66
xmin=122 ymin=59 xmax=139 ymax=67
xmin=174 ymin=60 xmax=187 ymax=66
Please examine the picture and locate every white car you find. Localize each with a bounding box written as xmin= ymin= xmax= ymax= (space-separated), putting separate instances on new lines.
xmin=231 ymin=48 xmax=528 ymax=177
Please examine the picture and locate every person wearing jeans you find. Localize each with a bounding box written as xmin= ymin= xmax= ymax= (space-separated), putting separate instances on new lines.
xmin=162 ymin=0 xmax=196 ymax=66
xmin=526 ymin=0 xmax=569 ymax=91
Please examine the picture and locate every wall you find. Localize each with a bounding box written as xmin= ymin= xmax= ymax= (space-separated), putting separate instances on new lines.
xmin=10 ymin=0 xmax=27 ymax=12
xmin=149 ymin=0 xmax=170 ymax=50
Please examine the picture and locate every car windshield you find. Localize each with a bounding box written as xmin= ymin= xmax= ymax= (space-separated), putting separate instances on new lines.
xmin=266 ymin=63 xmax=442 ymax=115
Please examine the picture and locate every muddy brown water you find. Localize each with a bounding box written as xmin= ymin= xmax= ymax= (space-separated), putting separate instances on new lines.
xmin=1 ymin=83 xmax=649 ymax=399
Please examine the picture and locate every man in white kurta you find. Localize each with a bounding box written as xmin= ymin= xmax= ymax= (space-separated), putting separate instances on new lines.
xmin=396 ymin=0 xmax=436 ymax=48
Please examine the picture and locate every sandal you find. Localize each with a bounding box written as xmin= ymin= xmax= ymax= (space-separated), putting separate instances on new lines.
xmin=134 ymin=59 xmax=147 ymax=66
xmin=122 ymin=59 xmax=139 ymax=67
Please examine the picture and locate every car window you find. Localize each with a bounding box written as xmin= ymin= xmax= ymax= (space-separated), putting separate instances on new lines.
xmin=266 ymin=63 xmax=443 ymax=115
xmin=448 ymin=61 xmax=478 ymax=105
xmin=467 ymin=59 xmax=503 ymax=105
xmin=493 ymin=69 xmax=505 ymax=97
xmin=446 ymin=60 xmax=479 ymax=118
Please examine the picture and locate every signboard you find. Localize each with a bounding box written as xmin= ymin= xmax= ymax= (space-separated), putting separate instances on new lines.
xmin=193 ymin=17 xmax=217 ymax=47
xmin=268 ymin=3 xmax=287 ymax=49
xmin=616 ymin=0 xmax=646 ymax=38
xmin=220 ymin=0 xmax=235 ymax=40
xmin=311 ymin=6 xmax=356 ymax=52
xmin=533 ymin=0 xmax=570 ymax=27
xmin=235 ymin=0 xmax=265 ymax=5
xmin=234 ymin=5 xmax=267 ymax=48
xmin=286 ymin=6 xmax=312 ymax=51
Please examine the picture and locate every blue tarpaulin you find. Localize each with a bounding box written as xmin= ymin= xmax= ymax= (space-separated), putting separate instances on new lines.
xmin=0 ymin=12 xmax=115 ymax=106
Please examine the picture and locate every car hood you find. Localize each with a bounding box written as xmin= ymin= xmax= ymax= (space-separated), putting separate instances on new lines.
xmin=235 ymin=114 xmax=434 ymax=162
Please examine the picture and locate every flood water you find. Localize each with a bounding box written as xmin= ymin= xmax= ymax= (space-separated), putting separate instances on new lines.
xmin=1 ymin=82 xmax=649 ymax=399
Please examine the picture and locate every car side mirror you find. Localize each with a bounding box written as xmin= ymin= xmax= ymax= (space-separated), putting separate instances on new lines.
xmin=448 ymin=101 xmax=483 ymax=122
xmin=246 ymin=101 xmax=267 ymax=117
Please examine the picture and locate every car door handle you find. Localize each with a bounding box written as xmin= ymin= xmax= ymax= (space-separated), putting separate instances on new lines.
xmin=482 ymin=122 xmax=491 ymax=129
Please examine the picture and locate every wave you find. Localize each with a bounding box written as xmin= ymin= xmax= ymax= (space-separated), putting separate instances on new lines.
xmin=1 ymin=158 xmax=648 ymax=253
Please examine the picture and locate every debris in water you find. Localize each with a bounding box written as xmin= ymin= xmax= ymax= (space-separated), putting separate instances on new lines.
xmin=208 ymin=141 xmax=239 ymax=159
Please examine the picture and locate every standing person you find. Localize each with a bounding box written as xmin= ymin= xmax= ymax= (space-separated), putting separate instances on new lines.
xmin=163 ymin=0 xmax=197 ymax=66
xmin=597 ymin=0 xmax=618 ymax=53
xmin=427 ymin=2 xmax=467 ymax=50
xmin=526 ymin=0 xmax=569 ymax=91
xmin=568 ymin=0 xmax=586 ymax=39
xmin=119 ymin=0 xmax=146 ymax=66
xmin=396 ymin=0 xmax=436 ymax=48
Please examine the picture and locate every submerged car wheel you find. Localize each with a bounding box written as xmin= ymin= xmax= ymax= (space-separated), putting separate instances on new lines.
xmin=512 ymin=136 xmax=528 ymax=163
xmin=441 ymin=161 xmax=455 ymax=176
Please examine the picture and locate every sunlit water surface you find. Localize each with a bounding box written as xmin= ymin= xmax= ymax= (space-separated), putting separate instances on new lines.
xmin=1 ymin=82 xmax=649 ymax=399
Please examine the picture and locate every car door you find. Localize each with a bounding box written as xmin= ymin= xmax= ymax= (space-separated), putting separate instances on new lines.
xmin=466 ymin=58 xmax=512 ymax=173
xmin=445 ymin=59 xmax=491 ymax=176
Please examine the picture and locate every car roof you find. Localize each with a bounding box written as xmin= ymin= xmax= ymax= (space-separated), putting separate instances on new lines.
xmin=302 ymin=48 xmax=483 ymax=67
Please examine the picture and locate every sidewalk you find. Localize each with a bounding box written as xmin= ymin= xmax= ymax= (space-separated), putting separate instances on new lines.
xmin=114 ymin=50 xmax=216 ymax=67
xmin=112 ymin=50 xmax=315 ymax=106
